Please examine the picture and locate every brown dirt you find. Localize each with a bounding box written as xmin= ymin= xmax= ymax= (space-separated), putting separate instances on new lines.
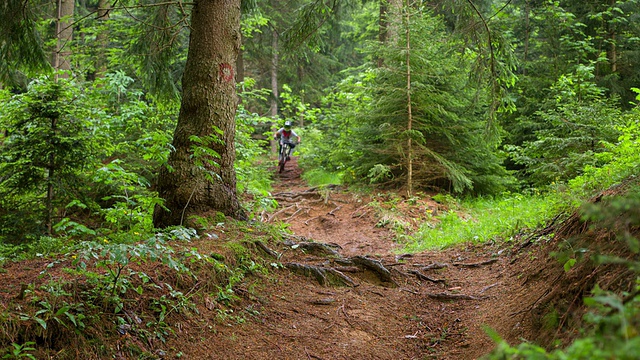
xmin=2 ymin=157 xmax=633 ymax=359
xmin=160 ymin=157 xmax=547 ymax=360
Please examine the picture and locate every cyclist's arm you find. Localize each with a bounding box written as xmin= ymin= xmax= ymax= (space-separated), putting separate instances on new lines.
xmin=290 ymin=130 xmax=301 ymax=143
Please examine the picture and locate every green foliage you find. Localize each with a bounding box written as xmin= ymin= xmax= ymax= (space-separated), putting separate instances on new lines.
xmin=568 ymin=89 xmax=640 ymax=199
xmin=0 ymin=0 xmax=49 ymax=87
xmin=405 ymin=193 xmax=558 ymax=251
xmin=485 ymin=287 xmax=640 ymax=359
xmin=506 ymin=65 xmax=624 ymax=187
xmin=0 ymin=77 xmax=97 ymax=241
xmin=301 ymin=10 xmax=513 ymax=195
xmin=301 ymin=168 xmax=342 ymax=187
xmin=235 ymin=79 xmax=278 ymax=218
xmin=483 ymin=186 xmax=640 ymax=360
xmin=1 ymin=342 xmax=37 ymax=360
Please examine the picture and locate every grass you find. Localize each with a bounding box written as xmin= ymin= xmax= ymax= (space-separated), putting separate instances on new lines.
xmin=301 ymin=168 xmax=343 ymax=187
xmin=403 ymin=193 xmax=559 ymax=252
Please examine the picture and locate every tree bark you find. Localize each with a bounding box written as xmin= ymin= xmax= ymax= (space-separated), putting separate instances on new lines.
xmin=95 ymin=0 xmax=110 ymax=77
xmin=404 ymin=0 xmax=413 ymax=197
xmin=154 ymin=0 xmax=244 ymax=227
xmin=270 ymin=28 xmax=279 ymax=154
xmin=378 ymin=0 xmax=402 ymax=67
xmin=53 ymin=0 xmax=74 ymax=77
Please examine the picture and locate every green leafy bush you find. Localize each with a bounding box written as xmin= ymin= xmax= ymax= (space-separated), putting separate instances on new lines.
xmin=0 ymin=78 xmax=97 ymax=241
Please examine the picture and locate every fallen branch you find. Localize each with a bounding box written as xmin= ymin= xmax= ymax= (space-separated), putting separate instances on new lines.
xmin=328 ymin=205 xmax=342 ymax=216
xmin=452 ymin=258 xmax=498 ymax=268
xmin=418 ymin=262 xmax=449 ymax=271
xmin=479 ymin=282 xmax=500 ymax=294
xmin=426 ymin=292 xmax=486 ymax=301
xmin=408 ymin=269 xmax=446 ymax=284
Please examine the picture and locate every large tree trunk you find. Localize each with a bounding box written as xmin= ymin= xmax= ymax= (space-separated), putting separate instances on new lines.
xmin=154 ymin=0 xmax=244 ymax=227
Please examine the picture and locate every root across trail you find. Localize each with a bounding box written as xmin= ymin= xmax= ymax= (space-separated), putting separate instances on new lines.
xmin=192 ymin=157 xmax=543 ymax=360
xmin=2 ymin=157 xmax=635 ymax=359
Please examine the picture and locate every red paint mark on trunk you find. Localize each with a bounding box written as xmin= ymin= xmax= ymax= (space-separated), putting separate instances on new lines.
xmin=219 ymin=63 xmax=234 ymax=82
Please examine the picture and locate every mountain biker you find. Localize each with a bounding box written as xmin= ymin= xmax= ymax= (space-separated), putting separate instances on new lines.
xmin=273 ymin=121 xmax=301 ymax=160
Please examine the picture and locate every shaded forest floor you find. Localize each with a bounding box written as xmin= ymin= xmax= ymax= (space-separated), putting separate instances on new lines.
xmin=3 ymin=156 xmax=634 ymax=359
xmin=160 ymin=157 xmax=566 ymax=360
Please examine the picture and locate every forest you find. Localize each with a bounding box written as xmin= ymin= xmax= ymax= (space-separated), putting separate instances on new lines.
xmin=0 ymin=0 xmax=639 ymax=359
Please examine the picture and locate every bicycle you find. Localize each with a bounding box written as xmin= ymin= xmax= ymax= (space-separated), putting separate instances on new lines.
xmin=277 ymin=140 xmax=295 ymax=173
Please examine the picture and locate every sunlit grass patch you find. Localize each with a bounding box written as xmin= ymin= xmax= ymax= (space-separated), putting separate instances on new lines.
xmin=301 ymin=168 xmax=343 ymax=187
xmin=404 ymin=194 xmax=558 ymax=251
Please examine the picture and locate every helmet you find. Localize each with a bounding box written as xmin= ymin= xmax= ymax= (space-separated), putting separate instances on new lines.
xmin=284 ymin=121 xmax=292 ymax=130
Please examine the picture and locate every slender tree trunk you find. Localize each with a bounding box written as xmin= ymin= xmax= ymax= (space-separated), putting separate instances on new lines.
xmin=608 ymin=0 xmax=617 ymax=73
xmin=95 ymin=0 xmax=110 ymax=77
xmin=53 ymin=0 xmax=74 ymax=78
xmin=378 ymin=0 xmax=388 ymax=67
xmin=404 ymin=0 xmax=413 ymax=197
xmin=48 ymin=0 xmax=73 ymax=231
xmin=378 ymin=0 xmax=402 ymax=67
xmin=299 ymin=89 xmax=305 ymax=127
xmin=523 ymin=0 xmax=530 ymax=76
xmin=270 ymin=28 xmax=279 ymax=154
xmin=45 ymin=115 xmax=58 ymax=235
xmin=386 ymin=0 xmax=401 ymax=44
xmin=154 ymin=0 xmax=243 ymax=227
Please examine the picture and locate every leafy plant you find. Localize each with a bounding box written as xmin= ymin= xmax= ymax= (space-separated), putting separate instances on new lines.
xmin=1 ymin=342 xmax=37 ymax=360
xmin=506 ymin=65 xmax=623 ymax=187
xmin=0 ymin=77 xmax=97 ymax=240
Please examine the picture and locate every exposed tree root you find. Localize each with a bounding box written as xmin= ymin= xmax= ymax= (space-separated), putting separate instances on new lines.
xmin=348 ymin=256 xmax=395 ymax=285
xmin=308 ymin=298 xmax=336 ymax=305
xmin=282 ymin=238 xmax=397 ymax=286
xmin=254 ymin=241 xmax=280 ymax=258
xmin=284 ymin=263 xmax=357 ymax=287
xmin=297 ymin=242 xmax=342 ymax=257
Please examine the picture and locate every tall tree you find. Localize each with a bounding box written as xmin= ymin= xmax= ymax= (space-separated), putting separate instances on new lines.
xmin=153 ymin=0 xmax=244 ymax=227
xmin=53 ymin=0 xmax=74 ymax=77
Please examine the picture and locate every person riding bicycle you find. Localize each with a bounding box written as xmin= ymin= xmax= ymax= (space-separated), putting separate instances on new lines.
xmin=273 ymin=121 xmax=301 ymax=160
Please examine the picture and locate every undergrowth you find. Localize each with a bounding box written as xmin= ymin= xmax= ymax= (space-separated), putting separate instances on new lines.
xmin=404 ymin=193 xmax=559 ymax=251
xmin=484 ymin=185 xmax=640 ymax=359
xmin=301 ymin=168 xmax=343 ymax=187
xmin=0 ymin=220 xmax=282 ymax=359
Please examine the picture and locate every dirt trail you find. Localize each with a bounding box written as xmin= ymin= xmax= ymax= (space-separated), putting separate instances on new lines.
xmin=184 ymin=157 xmax=540 ymax=360
xmin=0 ymin=157 xmax=629 ymax=359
